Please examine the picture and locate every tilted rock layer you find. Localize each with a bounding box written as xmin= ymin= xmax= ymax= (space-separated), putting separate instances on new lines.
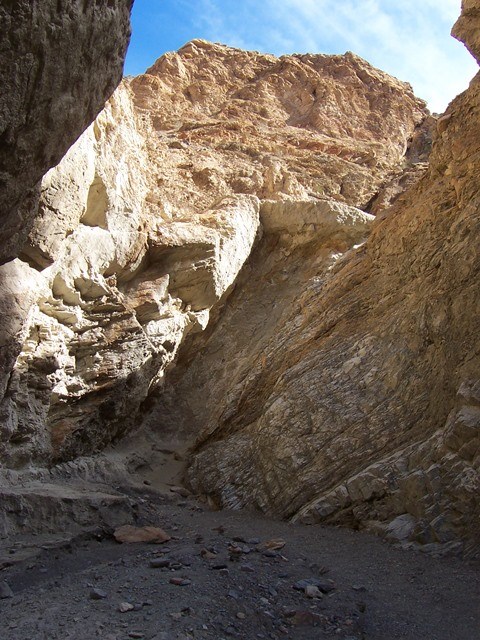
xmin=4 ymin=12 xmax=480 ymax=557
xmin=0 ymin=43 xmax=430 ymax=470
xmin=0 ymin=0 xmax=133 ymax=263
xmin=159 ymin=6 xmax=480 ymax=555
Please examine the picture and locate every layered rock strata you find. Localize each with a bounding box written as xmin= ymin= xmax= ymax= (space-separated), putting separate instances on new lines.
xmin=155 ymin=5 xmax=480 ymax=556
xmin=7 ymin=23 xmax=478 ymax=557
xmin=0 ymin=44 xmax=430 ymax=473
xmin=0 ymin=0 xmax=133 ymax=263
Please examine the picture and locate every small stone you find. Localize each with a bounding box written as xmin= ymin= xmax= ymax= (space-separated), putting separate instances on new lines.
xmin=143 ymin=479 xmax=151 ymax=486
xmin=212 ymin=563 xmax=228 ymax=570
xmin=228 ymin=544 xmax=244 ymax=555
xmin=293 ymin=578 xmax=335 ymax=594
xmin=258 ymin=539 xmax=286 ymax=551
xmin=352 ymin=584 xmax=367 ymax=592
xmin=0 ymin=581 xmax=13 ymax=599
xmin=240 ymin=563 xmax=255 ymax=573
xmin=128 ymin=633 xmax=145 ymax=639
xmin=236 ymin=612 xmax=246 ymax=619
xmin=89 ymin=588 xmax=108 ymax=600
xmin=150 ymin=558 xmax=171 ymax=568
xmin=304 ymin=585 xmax=322 ymax=599
xmin=114 ymin=525 xmax=171 ymax=544
xmin=118 ymin=602 xmax=134 ymax=613
xmin=169 ymin=577 xmax=191 ymax=586
xmin=201 ymin=548 xmax=217 ymax=559
xmin=213 ymin=525 xmax=225 ymax=534
xmin=219 ymin=568 xmax=230 ymax=577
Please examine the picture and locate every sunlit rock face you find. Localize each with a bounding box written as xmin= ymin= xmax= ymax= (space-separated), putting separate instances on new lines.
xmin=0 ymin=40 xmax=432 ymax=470
xmin=0 ymin=87 xmax=261 ymax=466
xmin=164 ymin=4 xmax=480 ymax=555
xmin=0 ymin=0 xmax=133 ymax=264
xmin=131 ymin=39 xmax=432 ymax=212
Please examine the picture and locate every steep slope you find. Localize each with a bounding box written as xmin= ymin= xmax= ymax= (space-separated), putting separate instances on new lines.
xmin=150 ymin=5 xmax=480 ymax=556
xmin=0 ymin=44 xmax=429 ymax=471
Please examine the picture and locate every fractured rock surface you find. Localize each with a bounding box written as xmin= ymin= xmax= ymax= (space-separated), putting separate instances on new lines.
xmin=3 ymin=11 xmax=479 ymax=558
xmin=0 ymin=43 xmax=429 ymax=471
xmin=164 ymin=6 xmax=480 ymax=556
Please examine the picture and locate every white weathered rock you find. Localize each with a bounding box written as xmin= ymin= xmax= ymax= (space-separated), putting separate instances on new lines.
xmin=0 ymin=84 xmax=261 ymax=465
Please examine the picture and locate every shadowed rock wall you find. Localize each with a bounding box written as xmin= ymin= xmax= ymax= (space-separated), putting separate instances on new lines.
xmin=0 ymin=0 xmax=134 ymax=263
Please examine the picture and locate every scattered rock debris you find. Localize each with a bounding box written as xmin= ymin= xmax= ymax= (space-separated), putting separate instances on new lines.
xmin=0 ymin=499 xmax=478 ymax=640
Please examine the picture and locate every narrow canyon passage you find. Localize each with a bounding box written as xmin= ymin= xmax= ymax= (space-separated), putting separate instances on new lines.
xmin=1 ymin=1 xmax=480 ymax=638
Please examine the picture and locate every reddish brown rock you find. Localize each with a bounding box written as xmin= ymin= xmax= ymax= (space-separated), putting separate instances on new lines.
xmin=114 ymin=525 xmax=171 ymax=544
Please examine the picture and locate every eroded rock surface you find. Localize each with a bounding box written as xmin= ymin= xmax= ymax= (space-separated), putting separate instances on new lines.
xmin=5 ymin=18 xmax=478 ymax=557
xmin=0 ymin=0 xmax=133 ymax=263
xmin=0 ymin=85 xmax=260 ymax=467
xmin=0 ymin=43 xmax=429 ymax=473
xmin=158 ymin=5 xmax=480 ymax=556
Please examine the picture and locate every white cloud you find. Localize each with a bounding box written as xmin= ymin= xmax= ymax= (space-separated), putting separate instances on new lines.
xmin=256 ymin=0 xmax=477 ymax=111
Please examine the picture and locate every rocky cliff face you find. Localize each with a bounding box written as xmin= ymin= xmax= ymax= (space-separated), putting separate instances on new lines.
xmin=165 ymin=6 xmax=480 ymax=555
xmin=0 ymin=0 xmax=133 ymax=263
xmin=2 ymin=4 xmax=479 ymax=556
xmin=0 ymin=43 xmax=430 ymax=470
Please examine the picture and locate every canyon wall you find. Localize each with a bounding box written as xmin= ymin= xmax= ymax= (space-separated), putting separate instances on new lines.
xmin=2 ymin=2 xmax=479 ymax=556
xmin=0 ymin=0 xmax=133 ymax=263
xmin=0 ymin=44 xmax=431 ymax=470
xmin=162 ymin=4 xmax=479 ymax=556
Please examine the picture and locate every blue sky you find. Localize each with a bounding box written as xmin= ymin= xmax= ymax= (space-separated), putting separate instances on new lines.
xmin=124 ymin=0 xmax=478 ymax=113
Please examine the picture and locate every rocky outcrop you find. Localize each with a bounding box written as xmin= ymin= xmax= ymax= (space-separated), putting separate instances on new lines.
xmin=0 ymin=43 xmax=430 ymax=472
xmin=0 ymin=0 xmax=133 ymax=263
xmin=155 ymin=4 xmax=480 ymax=556
xmin=9 ymin=15 xmax=480 ymax=557
xmin=0 ymin=86 xmax=260 ymax=467
xmin=131 ymin=40 xmax=430 ymax=212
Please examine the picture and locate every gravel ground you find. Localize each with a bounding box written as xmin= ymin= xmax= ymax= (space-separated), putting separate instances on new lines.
xmin=0 ymin=493 xmax=479 ymax=640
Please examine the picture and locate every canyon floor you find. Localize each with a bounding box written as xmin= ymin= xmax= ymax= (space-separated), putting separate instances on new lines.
xmin=1 ymin=483 xmax=479 ymax=640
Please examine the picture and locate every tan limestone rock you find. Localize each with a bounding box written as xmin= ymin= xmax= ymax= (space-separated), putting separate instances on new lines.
xmin=113 ymin=524 xmax=171 ymax=544
xmin=1 ymin=42 xmax=428 ymax=468
xmin=172 ymin=25 xmax=480 ymax=554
